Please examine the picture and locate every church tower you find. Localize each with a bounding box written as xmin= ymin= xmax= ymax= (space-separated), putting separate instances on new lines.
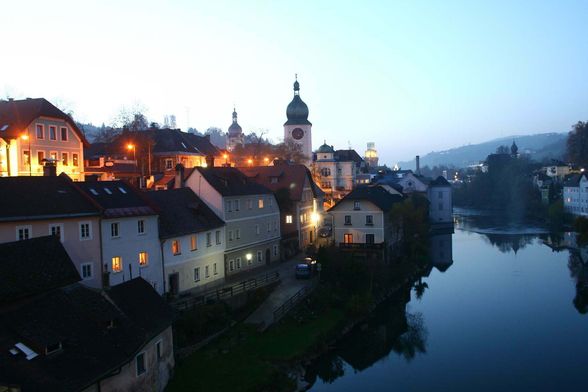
xmin=284 ymin=76 xmax=312 ymax=166
xmin=227 ymin=107 xmax=244 ymax=151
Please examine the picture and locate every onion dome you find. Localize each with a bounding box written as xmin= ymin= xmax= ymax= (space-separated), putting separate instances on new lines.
xmin=284 ymin=77 xmax=311 ymax=126
xmin=317 ymin=142 xmax=334 ymax=154
xmin=228 ymin=107 xmax=242 ymax=136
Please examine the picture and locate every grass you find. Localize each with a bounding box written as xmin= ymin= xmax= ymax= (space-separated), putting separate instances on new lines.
xmin=166 ymin=307 xmax=345 ymax=392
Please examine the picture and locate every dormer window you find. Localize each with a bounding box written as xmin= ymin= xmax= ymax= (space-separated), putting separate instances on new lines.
xmin=354 ymin=201 xmax=361 ymax=210
xmin=270 ymin=177 xmax=279 ymax=184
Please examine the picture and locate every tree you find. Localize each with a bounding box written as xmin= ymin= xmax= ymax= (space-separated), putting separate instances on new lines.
xmin=567 ymin=121 xmax=588 ymax=167
xmin=496 ymin=145 xmax=510 ymax=154
xmin=275 ymin=139 xmax=308 ymax=164
xmin=205 ymin=127 xmax=227 ymax=149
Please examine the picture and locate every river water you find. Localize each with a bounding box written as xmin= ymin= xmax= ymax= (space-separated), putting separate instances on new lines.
xmin=306 ymin=210 xmax=588 ymax=391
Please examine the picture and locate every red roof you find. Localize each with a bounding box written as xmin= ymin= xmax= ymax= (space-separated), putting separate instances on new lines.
xmin=239 ymin=164 xmax=322 ymax=201
xmin=0 ymin=98 xmax=89 ymax=147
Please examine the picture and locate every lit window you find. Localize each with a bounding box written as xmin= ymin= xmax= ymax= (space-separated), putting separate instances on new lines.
xmin=49 ymin=126 xmax=56 ymax=140
xmin=215 ymin=230 xmax=221 ymax=245
xmin=50 ymin=151 xmax=57 ymax=161
xmin=344 ymin=233 xmax=353 ymax=244
xmin=112 ymin=256 xmax=122 ymax=273
xmin=136 ymin=353 xmax=146 ymax=376
xmin=194 ymin=267 xmax=200 ymax=282
xmin=191 ymin=235 xmax=198 ymax=250
xmin=137 ymin=219 xmax=145 ymax=234
xmin=72 ymin=153 xmax=79 ymax=167
xmin=80 ymin=222 xmax=91 ymax=240
xmin=258 ymin=199 xmax=264 ymax=209
xmin=139 ymin=251 xmax=148 ymax=266
xmin=23 ymin=150 xmax=30 ymax=166
xmin=37 ymin=151 xmax=45 ymax=165
xmin=61 ymin=152 xmax=68 ymax=166
xmin=60 ymin=127 xmax=67 ymax=141
xmin=36 ymin=124 xmax=44 ymax=139
xmin=16 ymin=226 xmax=31 ymax=241
xmin=165 ymin=159 xmax=173 ymax=170
xmin=206 ymin=232 xmax=212 ymax=247
xmin=110 ymin=222 xmax=120 ymax=238
xmin=81 ymin=263 xmax=93 ymax=279
xmin=172 ymin=240 xmax=181 ymax=255
xmin=286 ymin=215 xmax=293 ymax=224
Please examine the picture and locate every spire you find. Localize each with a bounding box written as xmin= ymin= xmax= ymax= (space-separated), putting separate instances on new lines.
xmin=293 ymin=74 xmax=300 ymax=95
xmin=232 ymin=107 xmax=238 ymax=123
xmin=511 ymin=139 xmax=518 ymax=157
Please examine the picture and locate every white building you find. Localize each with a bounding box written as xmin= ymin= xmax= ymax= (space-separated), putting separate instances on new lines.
xmin=145 ymin=188 xmax=226 ymax=295
xmin=78 ymin=181 xmax=165 ymax=294
xmin=283 ymin=77 xmax=313 ymax=167
xmin=182 ymin=166 xmax=281 ymax=277
xmin=564 ymin=173 xmax=588 ymax=216
xmin=427 ymin=176 xmax=453 ymax=224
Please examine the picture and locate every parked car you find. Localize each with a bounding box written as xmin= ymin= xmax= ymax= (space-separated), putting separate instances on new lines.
xmin=295 ymin=263 xmax=311 ymax=279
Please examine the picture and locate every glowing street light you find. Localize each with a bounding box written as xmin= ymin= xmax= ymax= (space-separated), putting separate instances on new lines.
xmin=247 ymin=158 xmax=253 ymax=166
xmin=264 ymin=157 xmax=269 ymax=165
xmin=127 ymin=143 xmax=137 ymax=169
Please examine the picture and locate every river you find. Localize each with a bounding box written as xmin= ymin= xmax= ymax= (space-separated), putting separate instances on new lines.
xmin=306 ymin=210 xmax=588 ymax=391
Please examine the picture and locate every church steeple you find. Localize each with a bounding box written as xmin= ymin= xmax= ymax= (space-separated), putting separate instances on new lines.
xmin=511 ymin=139 xmax=518 ymax=157
xmin=285 ymin=75 xmax=311 ymax=126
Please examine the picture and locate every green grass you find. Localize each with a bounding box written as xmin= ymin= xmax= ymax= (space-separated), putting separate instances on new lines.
xmin=166 ymin=308 xmax=345 ymax=392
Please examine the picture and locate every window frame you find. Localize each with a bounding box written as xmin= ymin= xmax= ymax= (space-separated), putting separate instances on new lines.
xmin=60 ymin=126 xmax=68 ymax=141
xmin=16 ymin=225 xmax=32 ymax=241
xmin=139 ymin=251 xmax=149 ymax=267
xmin=79 ymin=221 xmax=92 ymax=240
xmin=194 ymin=267 xmax=200 ymax=282
xmin=110 ymin=222 xmax=120 ymax=238
xmin=49 ymin=125 xmax=57 ymax=141
xmin=36 ymin=124 xmax=44 ymax=139
xmin=81 ymin=263 xmax=93 ymax=280
xmin=112 ymin=256 xmax=123 ymax=273
xmin=136 ymin=352 xmax=146 ymax=376
xmin=172 ymin=239 xmax=181 ymax=255
xmin=137 ymin=219 xmax=146 ymax=235
xmin=49 ymin=223 xmax=64 ymax=241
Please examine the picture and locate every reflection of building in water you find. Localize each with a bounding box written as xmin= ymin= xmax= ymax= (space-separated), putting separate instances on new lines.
xmin=429 ymin=233 xmax=453 ymax=272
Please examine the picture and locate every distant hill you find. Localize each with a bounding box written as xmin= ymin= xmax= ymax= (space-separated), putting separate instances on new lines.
xmin=398 ymin=132 xmax=568 ymax=170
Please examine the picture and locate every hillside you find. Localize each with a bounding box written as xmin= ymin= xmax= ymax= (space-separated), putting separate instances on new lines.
xmin=398 ymin=132 xmax=567 ymax=169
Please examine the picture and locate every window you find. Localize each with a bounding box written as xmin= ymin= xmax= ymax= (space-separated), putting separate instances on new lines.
xmin=236 ymin=257 xmax=242 ymax=269
xmin=214 ymin=263 xmax=218 ymax=275
xmin=273 ymin=244 xmax=278 ymax=256
xmin=366 ymin=215 xmax=373 ymax=225
xmin=270 ymin=177 xmax=278 ymax=184
xmin=72 ymin=153 xmax=79 ymax=167
xmin=37 ymin=151 xmax=45 ymax=165
xmin=344 ymin=215 xmax=351 ymax=225
xmin=215 ymin=230 xmax=221 ymax=245
xmin=23 ymin=150 xmax=30 ymax=166
xmin=194 ymin=267 xmax=200 ymax=282
xmin=226 ymin=200 xmax=232 ymax=212
xmin=236 ymin=229 xmax=241 ymax=239
xmin=205 ymin=265 xmax=210 ymax=278
xmin=247 ymin=199 xmax=253 ymax=209
xmin=344 ymin=233 xmax=353 ymax=244
xmin=49 ymin=126 xmax=57 ymax=140
xmin=110 ymin=222 xmax=120 ymax=238
xmin=80 ymin=222 xmax=91 ymax=240
xmin=257 ymin=250 xmax=263 ymax=263
xmin=191 ymin=235 xmax=198 ymax=250
xmin=137 ymin=219 xmax=145 ymax=234
xmin=60 ymin=127 xmax=67 ymax=141
xmin=49 ymin=223 xmax=64 ymax=241
xmin=286 ymin=215 xmax=293 ymax=224
xmin=16 ymin=226 xmax=31 ymax=241
xmin=136 ymin=353 xmax=146 ymax=376
xmin=267 ymin=223 xmax=271 ymax=232
xmin=438 ymin=191 xmax=443 ymax=199
xmin=366 ymin=234 xmax=375 ymax=244
xmin=229 ymin=260 xmax=234 ymax=271
xmin=139 ymin=251 xmax=148 ymax=267
xmin=228 ymin=230 xmax=233 ymax=241
xmin=234 ymin=200 xmax=240 ymax=211
xmin=255 ymin=224 xmax=260 ymax=235
xmin=354 ymin=201 xmax=361 ymax=210
xmin=156 ymin=341 xmax=162 ymax=360
xmin=165 ymin=159 xmax=173 ymax=170
xmin=172 ymin=240 xmax=181 ymax=255
xmin=321 ymin=168 xmax=331 ymax=176
xmin=81 ymin=263 xmax=93 ymax=279
xmin=112 ymin=256 xmax=122 ymax=273
xmin=206 ymin=232 xmax=212 ymax=247
xmin=36 ymin=124 xmax=44 ymax=139
xmin=258 ymin=199 xmax=264 ymax=209
xmin=50 ymin=151 xmax=57 ymax=161
xmin=61 ymin=152 xmax=68 ymax=165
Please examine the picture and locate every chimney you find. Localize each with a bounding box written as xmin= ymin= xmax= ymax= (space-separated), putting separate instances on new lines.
xmin=43 ymin=159 xmax=57 ymax=177
xmin=415 ymin=155 xmax=420 ymax=175
xmin=174 ymin=163 xmax=185 ymax=189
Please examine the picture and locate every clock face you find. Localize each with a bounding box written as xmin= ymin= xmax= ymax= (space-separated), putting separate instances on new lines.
xmin=292 ymin=128 xmax=304 ymax=140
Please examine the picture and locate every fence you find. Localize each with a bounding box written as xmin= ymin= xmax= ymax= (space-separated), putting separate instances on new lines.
xmin=272 ymin=282 xmax=317 ymax=323
xmin=174 ymin=271 xmax=280 ymax=311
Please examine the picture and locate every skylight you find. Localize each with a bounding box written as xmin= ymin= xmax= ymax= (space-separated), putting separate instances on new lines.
xmin=15 ymin=342 xmax=38 ymax=360
xmin=181 ymin=142 xmax=187 ymax=148
xmin=118 ymin=187 xmax=127 ymax=194
xmin=104 ymin=188 xmax=112 ymax=195
xmin=0 ymin=124 xmax=8 ymax=131
xmin=89 ymin=188 xmax=99 ymax=195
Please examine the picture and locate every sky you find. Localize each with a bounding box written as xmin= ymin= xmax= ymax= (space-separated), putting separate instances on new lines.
xmin=2 ymin=0 xmax=588 ymax=163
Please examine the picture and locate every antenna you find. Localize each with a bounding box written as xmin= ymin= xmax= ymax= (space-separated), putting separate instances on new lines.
xmin=348 ymin=140 xmax=352 ymax=150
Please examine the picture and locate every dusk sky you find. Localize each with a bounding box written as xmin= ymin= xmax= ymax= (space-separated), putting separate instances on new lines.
xmin=2 ymin=0 xmax=588 ymax=163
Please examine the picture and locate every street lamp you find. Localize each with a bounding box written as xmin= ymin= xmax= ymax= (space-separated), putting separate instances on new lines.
xmin=264 ymin=157 xmax=269 ymax=166
xmin=247 ymin=158 xmax=253 ymax=166
xmin=21 ymin=133 xmax=31 ymax=176
xmin=127 ymin=143 xmax=136 ymax=163
xmin=223 ymin=153 xmax=229 ymax=166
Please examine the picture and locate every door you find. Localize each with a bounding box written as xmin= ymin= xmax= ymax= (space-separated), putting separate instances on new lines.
xmin=169 ymin=273 xmax=179 ymax=296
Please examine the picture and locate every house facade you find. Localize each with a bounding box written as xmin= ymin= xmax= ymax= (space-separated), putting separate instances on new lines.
xmin=182 ymin=166 xmax=281 ymax=277
xmin=427 ymin=176 xmax=453 ymax=225
xmin=0 ymin=175 xmax=103 ymax=288
xmin=146 ymin=188 xmax=226 ymax=295
xmin=564 ymin=173 xmax=588 ymax=216
xmin=240 ymin=163 xmax=324 ymax=258
xmin=77 ymin=181 xmax=165 ymax=294
xmin=328 ymin=185 xmax=404 ymax=259
xmin=0 ymin=98 xmax=88 ymax=180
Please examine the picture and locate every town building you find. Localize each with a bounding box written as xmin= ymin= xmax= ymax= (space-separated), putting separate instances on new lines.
xmin=0 ymin=98 xmax=88 ymax=180
xmin=543 ymin=160 xmax=572 ymax=182
xmin=313 ymin=142 xmax=367 ymax=206
xmin=145 ymin=188 xmax=226 ymax=295
xmin=240 ymin=162 xmax=324 ymax=257
xmin=0 ymin=237 xmax=174 ymax=392
xmin=227 ymin=108 xmax=245 ymax=152
xmin=328 ymin=184 xmax=404 ymax=260
xmin=77 ymin=180 xmax=165 ymax=294
xmin=180 ymin=166 xmax=281 ymax=277
xmin=284 ymin=77 xmax=313 ymax=167
xmin=563 ymin=173 xmax=588 ymax=216
xmin=0 ymin=174 xmax=103 ymax=288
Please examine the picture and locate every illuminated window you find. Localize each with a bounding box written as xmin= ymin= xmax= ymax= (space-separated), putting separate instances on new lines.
xmin=36 ymin=124 xmax=44 ymax=139
xmin=286 ymin=215 xmax=293 ymax=224
xmin=112 ymin=256 xmax=122 ymax=273
xmin=60 ymin=127 xmax=67 ymax=141
xmin=139 ymin=251 xmax=148 ymax=266
xmin=61 ymin=152 xmax=68 ymax=165
xmin=49 ymin=126 xmax=56 ymax=140
xmin=172 ymin=240 xmax=181 ymax=255
xmin=258 ymin=199 xmax=264 ymax=209
xmin=191 ymin=235 xmax=197 ymax=250
xmin=23 ymin=150 xmax=30 ymax=166
xmin=72 ymin=153 xmax=79 ymax=167
xmin=50 ymin=151 xmax=57 ymax=161
xmin=344 ymin=234 xmax=353 ymax=244
xmin=165 ymin=159 xmax=173 ymax=170
xmin=37 ymin=151 xmax=45 ymax=165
